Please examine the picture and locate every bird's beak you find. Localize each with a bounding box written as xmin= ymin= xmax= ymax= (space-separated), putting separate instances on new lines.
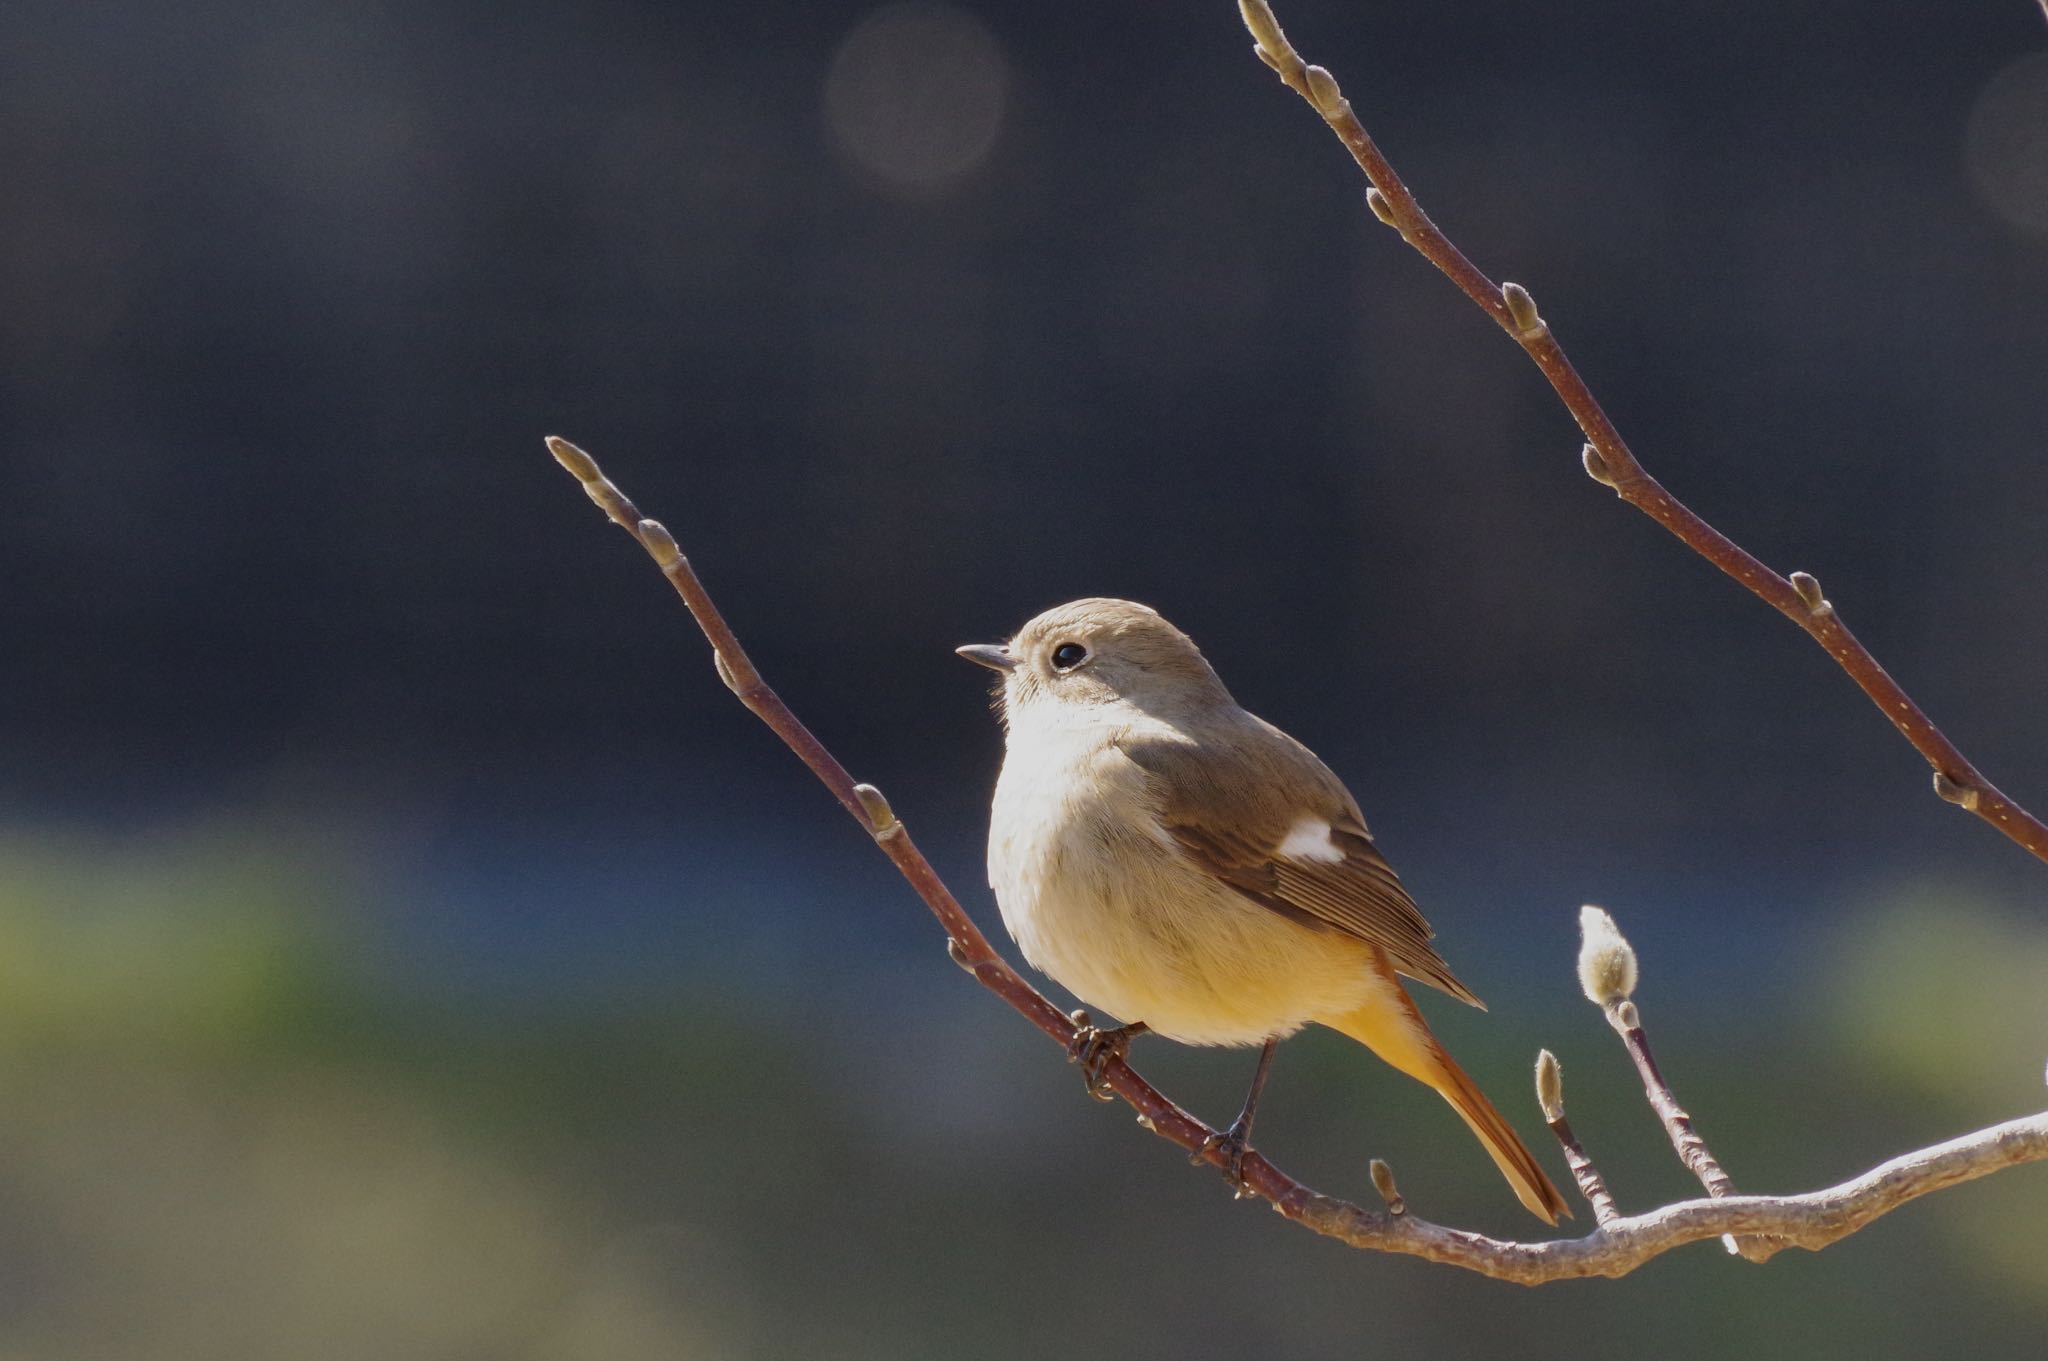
xmin=955 ymin=643 xmax=1018 ymax=673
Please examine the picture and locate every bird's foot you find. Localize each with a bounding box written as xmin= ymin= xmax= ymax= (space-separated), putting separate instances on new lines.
xmin=1194 ymin=1118 xmax=1258 ymax=1198
xmin=1065 ymin=1011 xmax=1145 ymax=1101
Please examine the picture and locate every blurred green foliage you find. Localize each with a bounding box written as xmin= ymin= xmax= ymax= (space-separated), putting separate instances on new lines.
xmin=0 ymin=822 xmax=2042 ymax=1359
xmin=0 ymin=828 xmax=338 ymax=1058
xmin=0 ymin=826 xmax=749 ymax=1359
xmin=1824 ymin=883 xmax=2048 ymax=1303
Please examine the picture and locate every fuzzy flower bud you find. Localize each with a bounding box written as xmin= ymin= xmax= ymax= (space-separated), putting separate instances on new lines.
xmin=1577 ymin=904 xmax=1639 ymax=1007
xmin=1535 ymin=1048 xmax=1564 ymax=1123
xmin=1369 ymin=1158 xmax=1405 ymax=1215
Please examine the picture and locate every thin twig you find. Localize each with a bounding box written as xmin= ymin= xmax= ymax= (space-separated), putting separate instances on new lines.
xmin=1548 ymin=1114 xmax=1619 ymax=1231
xmin=1535 ymin=1050 xmax=1619 ymax=1227
xmin=1605 ymin=1000 xmax=1772 ymax=1261
xmin=1607 ymin=1003 xmax=1735 ymax=1199
xmin=1237 ymin=0 xmax=2048 ymax=869
xmin=548 ymin=435 xmax=2048 ymax=1284
xmin=1579 ymin=906 xmax=1763 ymax=1257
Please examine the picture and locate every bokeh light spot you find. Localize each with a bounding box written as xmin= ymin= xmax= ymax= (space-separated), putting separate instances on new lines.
xmin=1965 ymin=52 xmax=2048 ymax=237
xmin=823 ymin=2 xmax=1007 ymax=193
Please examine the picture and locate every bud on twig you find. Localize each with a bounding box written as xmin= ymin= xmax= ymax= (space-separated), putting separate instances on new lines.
xmin=547 ymin=435 xmax=636 ymax=522
xmin=1238 ymin=0 xmax=1291 ymax=65
xmin=1933 ymin=772 xmax=1982 ymax=811
xmin=1577 ymin=906 xmax=1639 ymax=1008
xmin=1788 ymin=571 xmax=1830 ymax=616
xmin=1303 ymin=64 xmax=1344 ymax=115
xmin=853 ymin=782 xmax=901 ymax=838
xmin=545 ymin=434 xmax=599 ymax=482
xmin=1581 ymin=442 xmax=1619 ymax=489
xmin=1536 ymin=1046 xmax=1621 ymax=1226
xmin=637 ymin=519 xmax=682 ymax=569
xmin=1369 ymin=1158 xmax=1405 ymax=1215
xmin=1366 ymin=187 xmax=1398 ymax=227
xmin=1501 ymin=282 xmax=1545 ymax=338
xmin=1535 ymin=1049 xmax=1564 ymax=1123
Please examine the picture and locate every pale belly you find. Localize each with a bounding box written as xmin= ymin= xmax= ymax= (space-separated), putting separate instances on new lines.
xmin=987 ymin=734 xmax=1378 ymax=1046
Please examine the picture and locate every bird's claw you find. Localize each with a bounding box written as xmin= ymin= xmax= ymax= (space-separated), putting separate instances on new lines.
xmin=1194 ymin=1121 xmax=1257 ymax=1198
xmin=1065 ymin=1011 xmax=1142 ymax=1101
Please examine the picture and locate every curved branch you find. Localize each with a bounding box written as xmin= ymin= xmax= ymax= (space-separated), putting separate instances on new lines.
xmin=1236 ymin=0 xmax=2048 ymax=868
xmin=1286 ymin=1112 xmax=2048 ymax=1283
xmin=547 ymin=435 xmax=2048 ymax=1284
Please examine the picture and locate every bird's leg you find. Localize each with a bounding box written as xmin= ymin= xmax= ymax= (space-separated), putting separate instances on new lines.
xmin=1066 ymin=1011 xmax=1147 ymax=1100
xmin=1195 ymin=1036 xmax=1279 ymax=1195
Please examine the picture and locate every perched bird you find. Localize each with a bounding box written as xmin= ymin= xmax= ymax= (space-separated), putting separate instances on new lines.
xmin=958 ymin=598 xmax=1568 ymax=1223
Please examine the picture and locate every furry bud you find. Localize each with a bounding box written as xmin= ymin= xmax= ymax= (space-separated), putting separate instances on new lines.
xmin=1370 ymin=1158 xmax=1405 ymax=1215
xmin=1577 ymin=905 xmax=1639 ymax=1007
xmin=1535 ymin=1049 xmax=1564 ymax=1123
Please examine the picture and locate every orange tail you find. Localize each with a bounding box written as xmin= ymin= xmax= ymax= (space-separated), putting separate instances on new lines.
xmin=1323 ymin=958 xmax=1571 ymax=1225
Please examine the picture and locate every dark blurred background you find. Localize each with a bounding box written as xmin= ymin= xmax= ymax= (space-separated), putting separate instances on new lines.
xmin=3 ymin=0 xmax=2048 ymax=1355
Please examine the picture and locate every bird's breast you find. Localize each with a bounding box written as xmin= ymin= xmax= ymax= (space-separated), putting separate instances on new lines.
xmin=984 ymin=720 xmax=1375 ymax=1045
xmin=986 ymin=727 xmax=1156 ymax=942
xmin=987 ymin=724 xmax=1174 ymax=992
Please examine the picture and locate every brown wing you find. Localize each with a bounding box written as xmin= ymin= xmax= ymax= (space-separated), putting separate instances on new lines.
xmin=1117 ymin=725 xmax=1484 ymax=1008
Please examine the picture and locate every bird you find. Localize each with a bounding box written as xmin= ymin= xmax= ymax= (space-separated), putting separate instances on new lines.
xmin=956 ymin=597 xmax=1569 ymax=1223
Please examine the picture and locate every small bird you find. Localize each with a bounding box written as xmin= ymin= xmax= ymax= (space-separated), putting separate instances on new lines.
xmin=958 ymin=598 xmax=1568 ymax=1223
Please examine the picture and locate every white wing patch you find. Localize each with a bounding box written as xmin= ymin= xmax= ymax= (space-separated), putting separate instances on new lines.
xmin=1276 ymin=816 xmax=1344 ymax=864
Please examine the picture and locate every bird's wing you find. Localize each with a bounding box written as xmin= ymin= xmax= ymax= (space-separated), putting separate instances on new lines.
xmin=1116 ymin=723 xmax=1483 ymax=1008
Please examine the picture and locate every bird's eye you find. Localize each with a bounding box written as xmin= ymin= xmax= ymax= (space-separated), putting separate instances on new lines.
xmin=1050 ymin=642 xmax=1089 ymax=672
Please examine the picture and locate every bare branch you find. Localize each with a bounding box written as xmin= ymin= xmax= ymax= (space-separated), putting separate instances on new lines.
xmin=548 ymin=435 xmax=2048 ymax=1284
xmin=1286 ymin=1112 xmax=2048 ymax=1283
xmin=1235 ymin=0 xmax=2048 ymax=869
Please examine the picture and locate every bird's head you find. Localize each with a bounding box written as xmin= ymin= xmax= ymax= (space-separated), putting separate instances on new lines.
xmin=957 ymin=597 xmax=1233 ymax=728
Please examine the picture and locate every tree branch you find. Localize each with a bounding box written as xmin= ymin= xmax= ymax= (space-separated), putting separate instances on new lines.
xmin=547 ymin=435 xmax=2048 ymax=1284
xmin=1236 ymin=0 xmax=2048 ymax=869
xmin=1285 ymin=1112 xmax=2048 ymax=1284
